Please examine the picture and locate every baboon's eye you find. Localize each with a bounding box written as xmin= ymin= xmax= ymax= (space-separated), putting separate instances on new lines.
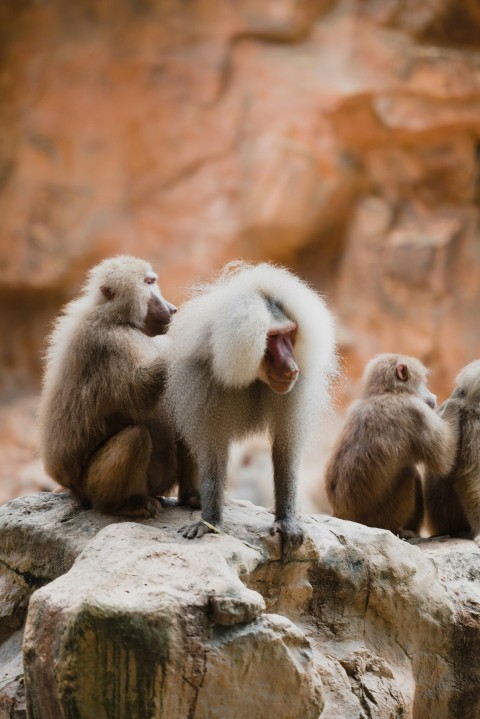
xmin=145 ymin=274 xmax=157 ymax=285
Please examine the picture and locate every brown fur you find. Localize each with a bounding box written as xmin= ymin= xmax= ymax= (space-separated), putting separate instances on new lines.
xmin=424 ymin=360 xmax=480 ymax=543
xmin=325 ymin=353 xmax=455 ymax=535
xmin=38 ymin=256 xmax=199 ymax=517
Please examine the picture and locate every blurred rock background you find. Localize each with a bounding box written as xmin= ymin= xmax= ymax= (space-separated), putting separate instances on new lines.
xmin=1 ymin=0 xmax=480 ymax=508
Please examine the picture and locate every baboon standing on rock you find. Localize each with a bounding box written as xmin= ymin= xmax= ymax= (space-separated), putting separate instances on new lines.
xmin=39 ymin=256 xmax=199 ymax=517
xmin=325 ymin=354 xmax=455 ymax=536
xmin=424 ymin=360 xmax=480 ymax=544
xmin=166 ymin=262 xmax=337 ymax=556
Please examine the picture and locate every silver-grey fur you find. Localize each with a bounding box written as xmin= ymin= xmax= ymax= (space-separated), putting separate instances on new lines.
xmin=165 ymin=261 xmax=336 ymax=556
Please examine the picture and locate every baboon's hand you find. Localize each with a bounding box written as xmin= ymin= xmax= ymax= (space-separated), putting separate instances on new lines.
xmin=271 ymin=518 xmax=304 ymax=559
xmin=181 ymin=520 xmax=215 ymax=540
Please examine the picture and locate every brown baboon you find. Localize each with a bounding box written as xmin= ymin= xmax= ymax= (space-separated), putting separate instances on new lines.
xmin=39 ymin=256 xmax=199 ymax=517
xmin=165 ymin=262 xmax=337 ymax=557
xmin=325 ymin=353 xmax=455 ymax=536
xmin=424 ymin=360 xmax=480 ymax=544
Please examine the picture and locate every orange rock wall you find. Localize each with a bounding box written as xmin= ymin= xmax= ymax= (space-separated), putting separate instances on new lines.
xmin=1 ymin=0 xmax=480 ymax=397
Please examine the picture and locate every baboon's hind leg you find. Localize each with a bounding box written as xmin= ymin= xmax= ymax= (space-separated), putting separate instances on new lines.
xmin=84 ymin=425 xmax=161 ymax=518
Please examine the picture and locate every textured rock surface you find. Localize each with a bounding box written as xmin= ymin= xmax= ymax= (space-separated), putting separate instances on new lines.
xmin=0 ymin=493 xmax=479 ymax=718
xmin=0 ymin=631 xmax=25 ymax=719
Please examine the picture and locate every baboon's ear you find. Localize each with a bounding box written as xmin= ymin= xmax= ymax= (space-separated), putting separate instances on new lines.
xmin=100 ymin=284 xmax=115 ymax=301
xmin=396 ymin=363 xmax=408 ymax=382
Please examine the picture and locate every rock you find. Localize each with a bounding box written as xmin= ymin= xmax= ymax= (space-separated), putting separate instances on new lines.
xmin=0 ymin=493 xmax=479 ymax=718
xmin=336 ymin=196 xmax=480 ymax=390
xmin=0 ymin=631 xmax=26 ymax=719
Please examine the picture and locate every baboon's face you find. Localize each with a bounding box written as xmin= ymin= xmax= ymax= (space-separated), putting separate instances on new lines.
xmin=99 ymin=263 xmax=177 ymax=336
xmin=258 ymin=322 xmax=299 ymax=394
xmin=141 ymin=271 xmax=177 ymax=337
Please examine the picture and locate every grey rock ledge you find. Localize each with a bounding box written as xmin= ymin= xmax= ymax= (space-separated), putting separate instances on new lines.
xmin=0 ymin=493 xmax=479 ymax=719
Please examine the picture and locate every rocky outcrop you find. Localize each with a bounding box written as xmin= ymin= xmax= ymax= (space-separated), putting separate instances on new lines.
xmin=0 ymin=492 xmax=479 ymax=718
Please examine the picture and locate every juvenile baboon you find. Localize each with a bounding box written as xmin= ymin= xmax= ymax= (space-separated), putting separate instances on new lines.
xmin=424 ymin=360 xmax=480 ymax=544
xmin=325 ymin=353 xmax=455 ymax=536
xmin=166 ymin=261 xmax=337 ymax=556
xmin=39 ymin=256 xmax=199 ymax=517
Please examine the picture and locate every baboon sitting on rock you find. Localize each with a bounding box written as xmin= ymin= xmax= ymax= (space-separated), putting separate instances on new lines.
xmin=325 ymin=353 xmax=455 ymax=536
xmin=39 ymin=256 xmax=199 ymax=517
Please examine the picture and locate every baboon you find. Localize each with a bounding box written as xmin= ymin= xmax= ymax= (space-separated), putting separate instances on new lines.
xmin=166 ymin=261 xmax=337 ymax=556
xmin=424 ymin=360 xmax=480 ymax=544
xmin=325 ymin=353 xmax=455 ymax=536
xmin=39 ymin=256 xmax=199 ymax=517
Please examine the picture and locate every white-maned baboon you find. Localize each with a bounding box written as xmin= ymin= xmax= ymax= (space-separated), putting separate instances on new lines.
xmin=166 ymin=261 xmax=337 ymax=557
xmin=325 ymin=353 xmax=455 ymax=536
xmin=424 ymin=360 xmax=480 ymax=544
xmin=39 ymin=256 xmax=199 ymax=517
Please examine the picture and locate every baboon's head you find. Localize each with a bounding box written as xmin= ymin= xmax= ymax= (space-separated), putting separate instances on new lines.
xmin=363 ymin=353 xmax=436 ymax=408
xmin=86 ymin=256 xmax=177 ymax=336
